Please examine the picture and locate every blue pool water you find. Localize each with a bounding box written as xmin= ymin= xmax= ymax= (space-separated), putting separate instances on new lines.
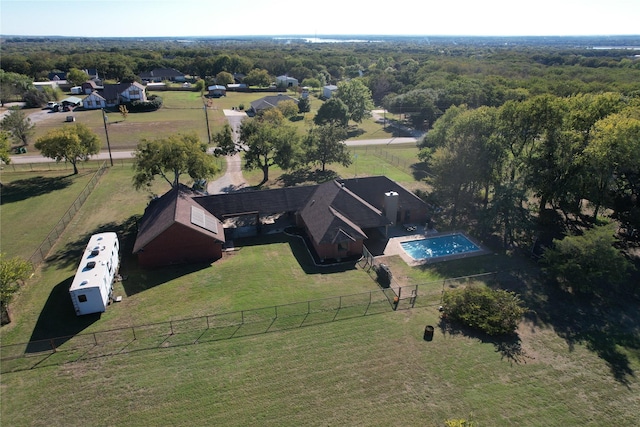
xmin=400 ymin=234 xmax=481 ymax=260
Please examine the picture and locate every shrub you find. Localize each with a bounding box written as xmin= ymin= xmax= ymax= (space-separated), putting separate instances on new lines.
xmin=124 ymin=95 xmax=163 ymax=113
xmin=442 ymin=286 xmax=526 ymax=336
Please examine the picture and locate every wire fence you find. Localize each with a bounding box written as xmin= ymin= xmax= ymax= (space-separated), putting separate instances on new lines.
xmin=0 ymin=264 xmax=515 ymax=374
xmin=0 ymin=287 xmax=403 ymax=373
xmin=26 ymin=161 xmax=108 ymax=269
xmin=4 ymin=158 xmax=133 ymax=172
xmin=360 ymin=146 xmax=433 ymax=180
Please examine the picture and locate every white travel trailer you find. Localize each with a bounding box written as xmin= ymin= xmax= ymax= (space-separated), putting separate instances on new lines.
xmin=69 ymin=232 xmax=120 ymax=316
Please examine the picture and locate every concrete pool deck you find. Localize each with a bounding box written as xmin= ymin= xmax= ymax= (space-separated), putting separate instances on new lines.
xmin=381 ymin=227 xmax=492 ymax=266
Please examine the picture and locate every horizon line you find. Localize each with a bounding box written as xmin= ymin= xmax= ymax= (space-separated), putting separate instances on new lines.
xmin=2 ymin=33 xmax=640 ymax=39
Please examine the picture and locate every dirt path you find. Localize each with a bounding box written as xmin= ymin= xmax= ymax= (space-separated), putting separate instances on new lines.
xmin=207 ymin=109 xmax=249 ymax=194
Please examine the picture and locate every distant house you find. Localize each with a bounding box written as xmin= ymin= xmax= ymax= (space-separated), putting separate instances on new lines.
xmin=133 ymin=176 xmax=430 ymax=267
xmin=81 ymin=80 xmax=101 ymax=95
xmin=48 ymin=71 xmax=67 ymax=81
xmin=323 ymin=85 xmax=338 ymax=99
xmin=249 ymin=94 xmax=298 ymax=115
xmin=207 ymin=85 xmax=226 ymax=97
xmin=82 ymin=82 xmax=147 ymax=110
xmin=227 ymin=83 xmax=248 ymax=92
xmin=276 ymin=75 xmax=299 ymax=88
xmin=139 ymin=68 xmax=186 ymax=83
xmin=82 ymin=91 xmax=107 ymax=110
xmin=133 ymin=185 xmax=226 ymax=268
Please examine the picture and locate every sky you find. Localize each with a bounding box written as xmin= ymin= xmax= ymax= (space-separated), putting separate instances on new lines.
xmin=1 ymin=0 xmax=639 ymax=38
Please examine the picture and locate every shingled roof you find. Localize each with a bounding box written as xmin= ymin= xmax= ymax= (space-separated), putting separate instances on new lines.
xmin=194 ymin=186 xmax=316 ymax=218
xmin=338 ymin=176 xmax=427 ymax=214
xmin=133 ymin=185 xmax=225 ymax=254
xmin=250 ymin=94 xmax=298 ymax=112
xmin=299 ymin=181 xmax=389 ymax=245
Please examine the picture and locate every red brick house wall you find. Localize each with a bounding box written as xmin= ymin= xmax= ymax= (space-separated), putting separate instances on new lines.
xmin=137 ymin=223 xmax=222 ymax=268
xmin=311 ymin=238 xmax=364 ymax=260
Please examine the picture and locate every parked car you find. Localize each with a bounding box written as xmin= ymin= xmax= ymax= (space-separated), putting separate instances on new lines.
xmin=46 ymin=101 xmax=58 ymax=109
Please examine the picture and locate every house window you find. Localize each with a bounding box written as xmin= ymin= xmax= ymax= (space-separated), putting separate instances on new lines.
xmin=87 ymin=100 xmax=93 ymax=107
xmin=130 ymin=89 xmax=139 ymax=96
xmin=78 ymin=294 xmax=87 ymax=302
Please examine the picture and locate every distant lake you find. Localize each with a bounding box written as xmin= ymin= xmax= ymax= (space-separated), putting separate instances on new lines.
xmin=592 ymin=46 xmax=640 ymax=50
xmin=273 ymin=37 xmax=380 ymax=43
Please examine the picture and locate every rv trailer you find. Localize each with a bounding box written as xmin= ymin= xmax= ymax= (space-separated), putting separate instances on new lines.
xmin=69 ymin=232 xmax=120 ymax=316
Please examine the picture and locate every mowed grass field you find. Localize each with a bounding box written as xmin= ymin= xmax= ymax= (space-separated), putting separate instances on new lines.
xmin=1 ymin=154 xmax=640 ymax=425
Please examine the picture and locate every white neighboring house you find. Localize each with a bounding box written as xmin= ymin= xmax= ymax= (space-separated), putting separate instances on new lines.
xmin=69 ymin=232 xmax=120 ymax=316
xmin=82 ymin=91 xmax=107 ymax=110
xmin=82 ymin=82 xmax=147 ymax=110
xmin=276 ymin=75 xmax=299 ymax=88
xmin=323 ymin=85 xmax=338 ymax=99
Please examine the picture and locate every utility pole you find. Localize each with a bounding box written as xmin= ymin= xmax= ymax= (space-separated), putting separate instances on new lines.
xmin=102 ymin=109 xmax=113 ymax=166
xmin=203 ymin=99 xmax=212 ymax=145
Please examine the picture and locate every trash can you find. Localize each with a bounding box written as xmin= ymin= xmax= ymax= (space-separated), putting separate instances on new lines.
xmin=423 ymin=325 xmax=434 ymax=341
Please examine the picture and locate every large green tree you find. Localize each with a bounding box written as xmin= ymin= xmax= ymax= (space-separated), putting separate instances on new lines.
xmin=304 ymin=124 xmax=351 ymax=172
xmin=35 ymin=123 xmax=100 ymax=174
xmin=212 ymin=123 xmax=237 ymax=157
xmin=244 ymin=68 xmax=271 ymax=87
xmin=0 ymin=108 xmax=35 ymax=147
xmin=314 ymin=98 xmax=349 ymax=128
xmin=240 ymin=109 xmax=299 ymax=185
xmin=583 ymin=109 xmax=640 ymax=222
xmin=66 ymin=68 xmax=90 ymax=86
xmin=215 ymin=71 xmax=234 ymax=86
xmin=0 ymin=253 xmax=32 ymax=325
xmin=541 ymin=223 xmax=633 ymax=294
xmin=0 ymin=131 xmax=11 ymax=164
xmin=133 ymin=132 xmax=219 ymax=190
xmin=384 ymin=89 xmax=440 ymax=130
xmin=0 ymin=70 xmax=32 ymax=106
xmin=335 ymin=78 xmax=374 ymax=123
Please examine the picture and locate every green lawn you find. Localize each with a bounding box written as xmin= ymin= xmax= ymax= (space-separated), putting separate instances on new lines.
xmin=2 ymin=150 xmax=639 ymax=426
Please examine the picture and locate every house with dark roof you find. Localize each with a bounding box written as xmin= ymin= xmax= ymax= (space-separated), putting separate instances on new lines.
xmin=249 ymin=94 xmax=298 ymax=115
xmin=82 ymin=82 xmax=147 ymax=110
xmin=139 ymin=68 xmax=186 ymax=83
xmin=133 ymin=185 xmax=225 ymax=268
xmin=133 ymin=176 xmax=429 ymax=267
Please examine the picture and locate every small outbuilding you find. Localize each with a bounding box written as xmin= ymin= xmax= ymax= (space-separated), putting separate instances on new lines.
xmin=276 ymin=75 xmax=299 ymax=88
xmin=323 ymin=85 xmax=338 ymax=99
xmin=207 ymin=85 xmax=226 ymax=97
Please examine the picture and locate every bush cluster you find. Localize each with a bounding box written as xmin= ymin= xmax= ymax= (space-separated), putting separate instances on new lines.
xmin=124 ymin=95 xmax=163 ymax=112
xmin=442 ymin=286 xmax=526 ymax=336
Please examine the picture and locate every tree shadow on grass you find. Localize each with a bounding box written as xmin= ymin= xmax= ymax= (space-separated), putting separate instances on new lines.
xmin=278 ymin=169 xmax=339 ymax=187
xmin=0 ymin=174 xmax=76 ymax=205
xmin=45 ymin=216 xmax=140 ymax=271
xmin=438 ymin=317 xmax=532 ymax=365
xmin=478 ymin=263 xmax=640 ymax=385
xmin=521 ymin=281 xmax=639 ymax=386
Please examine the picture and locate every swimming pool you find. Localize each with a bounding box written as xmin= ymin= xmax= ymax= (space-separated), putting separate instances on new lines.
xmin=400 ymin=233 xmax=481 ymax=260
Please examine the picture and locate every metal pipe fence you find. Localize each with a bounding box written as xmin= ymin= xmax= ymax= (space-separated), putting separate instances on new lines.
xmin=27 ymin=161 xmax=108 ymax=269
